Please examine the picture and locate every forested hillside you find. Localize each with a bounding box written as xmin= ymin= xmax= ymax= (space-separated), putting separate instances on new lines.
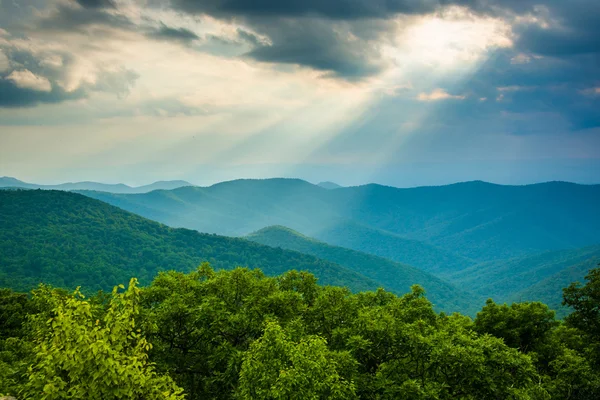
xmin=510 ymin=257 xmax=600 ymax=317
xmin=447 ymin=245 xmax=600 ymax=316
xmin=247 ymin=225 xmax=478 ymax=313
xmin=0 ymin=189 xmax=478 ymax=313
xmin=310 ymin=220 xmax=474 ymax=274
xmin=1 ymin=266 xmax=599 ymax=399
xmin=0 ymin=190 xmax=380 ymax=295
xmin=78 ymin=179 xmax=600 ymax=264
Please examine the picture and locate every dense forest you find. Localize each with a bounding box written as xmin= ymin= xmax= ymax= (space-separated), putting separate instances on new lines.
xmin=1 ymin=265 xmax=599 ymax=399
xmin=0 ymin=189 xmax=475 ymax=313
xmin=0 ymin=190 xmax=379 ymax=294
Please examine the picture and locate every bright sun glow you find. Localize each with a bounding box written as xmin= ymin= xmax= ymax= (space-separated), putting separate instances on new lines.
xmin=396 ymin=9 xmax=512 ymax=69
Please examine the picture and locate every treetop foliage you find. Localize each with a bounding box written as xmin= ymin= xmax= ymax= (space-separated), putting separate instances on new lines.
xmin=1 ymin=265 xmax=599 ymax=399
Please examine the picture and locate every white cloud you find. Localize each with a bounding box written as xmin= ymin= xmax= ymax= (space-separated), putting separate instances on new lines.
xmin=417 ymin=88 xmax=465 ymax=101
xmin=497 ymin=85 xmax=528 ymax=92
xmin=5 ymin=69 xmax=52 ymax=92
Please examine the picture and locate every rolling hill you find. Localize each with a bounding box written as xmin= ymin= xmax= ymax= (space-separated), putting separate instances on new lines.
xmin=306 ymin=220 xmax=474 ymax=275
xmin=246 ymin=225 xmax=480 ymax=313
xmin=77 ymin=179 xmax=600 ymax=265
xmin=446 ymin=245 xmax=600 ymax=316
xmin=0 ymin=176 xmax=192 ymax=193
xmin=509 ymin=257 xmax=600 ymax=318
xmin=0 ymin=189 xmax=382 ymax=296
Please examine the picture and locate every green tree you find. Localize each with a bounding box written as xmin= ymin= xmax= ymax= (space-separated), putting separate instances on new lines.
xmin=23 ymin=279 xmax=184 ymax=400
xmin=474 ymin=300 xmax=559 ymax=353
xmin=563 ymin=266 xmax=600 ymax=370
xmin=0 ymin=289 xmax=33 ymax=396
xmin=237 ymin=321 xmax=357 ymax=400
xmin=142 ymin=265 xmax=312 ymax=399
xmin=563 ymin=267 xmax=600 ymax=341
xmin=543 ymin=348 xmax=600 ymax=400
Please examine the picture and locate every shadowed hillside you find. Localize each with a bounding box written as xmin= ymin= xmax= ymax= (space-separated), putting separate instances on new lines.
xmin=447 ymin=245 xmax=600 ymax=316
xmin=0 ymin=189 xmax=382 ymax=296
xmin=78 ymin=179 xmax=600 ymax=265
xmin=247 ymin=225 xmax=480 ymax=313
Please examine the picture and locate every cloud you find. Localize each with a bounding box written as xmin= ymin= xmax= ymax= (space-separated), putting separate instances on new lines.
xmin=0 ymin=38 xmax=141 ymax=107
xmin=476 ymin=0 xmax=600 ymax=58
xmin=92 ymin=67 xmax=140 ymax=98
xmin=5 ymin=69 xmax=52 ymax=92
xmin=510 ymin=53 xmax=531 ymax=64
xmin=169 ymin=0 xmax=442 ymax=19
xmin=236 ymin=28 xmax=269 ymax=47
xmin=37 ymin=3 xmax=134 ymax=33
xmin=0 ymin=79 xmax=85 ymax=107
xmin=418 ymin=88 xmax=466 ymax=101
xmin=147 ymin=23 xmax=200 ymax=43
xmin=76 ymin=0 xmax=116 ymax=9
xmin=0 ymin=49 xmax=9 ymax=72
xmin=244 ymin=18 xmax=386 ymax=78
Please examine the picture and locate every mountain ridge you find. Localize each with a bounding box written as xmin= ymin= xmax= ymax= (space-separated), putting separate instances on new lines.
xmin=76 ymin=178 xmax=600 ymax=264
xmin=0 ymin=176 xmax=193 ymax=194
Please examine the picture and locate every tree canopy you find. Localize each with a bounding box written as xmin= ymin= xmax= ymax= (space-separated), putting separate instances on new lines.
xmin=1 ymin=265 xmax=599 ymax=399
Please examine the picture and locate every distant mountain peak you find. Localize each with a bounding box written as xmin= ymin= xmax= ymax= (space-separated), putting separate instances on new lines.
xmin=248 ymin=225 xmax=318 ymax=242
xmin=0 ymin=176 xmax=27 ymax=184
xmin=0 ymin=177 xmax=193 ymax=194
xmin=317 ymin=181 xmax=343 ymax=189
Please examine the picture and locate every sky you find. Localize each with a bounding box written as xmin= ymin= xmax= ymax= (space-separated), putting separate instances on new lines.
xmin=0 ymin=0 xmax=599 ymax=187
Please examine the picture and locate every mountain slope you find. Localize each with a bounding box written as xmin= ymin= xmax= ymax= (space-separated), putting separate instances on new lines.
xmin=305 ymin=220 xmax=475 ymax=275
xmin=0 ymin=189 xmax=381 ymax=295
xmin=446 ymin=245 xmax=600 ymax=315
xmin=327 ymin=181 xmax=600 ymax=261
xmin=0 ymin=176 xmax=192 ymax=193
xmin=246 ymin=225 xmax=480 ymax=313
xmin=509 ymin=257 xmax=600 ymax=318
xmin=77 ymin=179 xmax=600 ymax=263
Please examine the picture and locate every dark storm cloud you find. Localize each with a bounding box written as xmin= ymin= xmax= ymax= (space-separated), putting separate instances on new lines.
xmin=0 ymin=67 xmax=139 ymax=108
xmin=165 ymin=0 xmax=600 ymax=80
xmin=38 ymin=4 xmax=134 ymax=32
xmin=245 ymin=19 xmax=384 ymax=78
xmin=169 ymin=0 xmax=442 ymax=19
xmin=471 ymin=0 xmax=600 ymax=57
xmin=148 ymin=23 xmax=200 ymax=43
xmin=0 ymin=44 xmax=139 ymax=108
xmin=0 ymin=79 xmax=86 ymax=108
xmin=76 ymin=0 xmax=116 ymax=9
xmin=515 ymin=22 xmax=600 ymax=57
xmin=0 ymin=64 xmax=139 ymax=107
xmin=236 ymin=29 xmax=266 ymax=47
xmin=166 ymin=0 xmax=442 ymax=78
